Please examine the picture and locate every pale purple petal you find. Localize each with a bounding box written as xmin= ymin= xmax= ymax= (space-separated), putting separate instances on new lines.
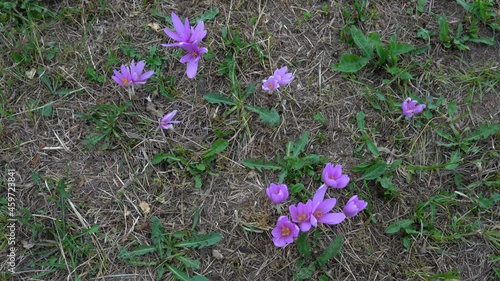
xmin=334 ymin=174 xmax=350 ymax=189
xmin=318 ymin=213 xmax=346 ymax=225
xmin=163 ymin=28 xmax=183 ymax=42
xmin=313 ymin=185 xmax=327 ymax=207
xmin=414 ymin=104 xmax=426 ymax=114
xmin=273 ymin=236 xmax=287 ymax=247
xmin=316 ymin=198 xmax=337 ymax=214
xmin=186 ymin=58 xmax=200 ymax=78
xmin=299 ymin=221 xmax=311 ymax=232
xmin=140 ymin=70 xmax=155 ymax=81
xmin=180 ymin=53 xmax=193 ymax=64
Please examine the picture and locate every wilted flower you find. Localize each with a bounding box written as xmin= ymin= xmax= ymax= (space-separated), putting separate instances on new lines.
xmin=262 ymin=77 xmax=280 ymax=92
xmin=289 ymin=200 xmax=313 ymax=232
xmin=266 ymin=183 xmax=289 ymax=204
xmin=271 ymin=216 xmax=300 ymax=247
xmin=112 ymin=60 xmax=154 ymax=87
xmin=178 ymin=43 xmax=208 ymax=78
xmin=322 ymin=163 xmax=350 ymax=189
xmin=343 ymin=195 xmax=368 ymax=218
xmin=159 ymin=110 xmax=180 ymax=129
xmin=402 ymin=98 xmax=426 ymax=118
xmin=310 ymin=185 xmax=346 ymax=227
xmin=272 ymin=66 xmax=294 ymax=86
xmin=162 ymin=12 xmax=207 ymax=46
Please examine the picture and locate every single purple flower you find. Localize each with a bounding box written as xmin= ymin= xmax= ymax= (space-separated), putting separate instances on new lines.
xmin=310 ymin=185 xmax=346 ymax=227
xmin=271 ymin=216 xmax=300 ymax=247
xmin=112 ymin=64 xmax=133 ymax=87
xmin=343 ymin=195 xmax=368 ymax=218
xmin=262 ymin=76 xmax=280 ymax=91
xmin=322 ymin=163 xmax=350 ymax=189
xmin=178 ymin=43 xmax=208 ymax=79
xmin=112 ymin=60 xmax=154 ymax=87
xmin=273 ymin=66 xmax=294 ymax=86
xmin=289 ymin=200 xmax=313 ymax=232
xmin=266 ymin=183 xmax=289 ymax=204
xmin=129 ymin=60 xmax=154 ymax=84
xmin=162 ymin=13 xmax=207 ymax=47
xmin=159 ymin=110 xmax=180 ymax=129
xmin=402 ymin=98 xmax=426 ymax=118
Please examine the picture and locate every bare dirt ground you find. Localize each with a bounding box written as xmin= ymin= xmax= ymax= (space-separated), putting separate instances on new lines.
xmin=1 ymin=0 xmax=499 ymax=280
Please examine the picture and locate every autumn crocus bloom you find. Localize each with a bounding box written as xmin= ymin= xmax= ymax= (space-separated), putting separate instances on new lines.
xmin=272 ymin=66 xmax=294 ymax=86
xmin=266 ymin=183 xmax=289 ymax=204
xmin=112 ymin=60 xmax=154 ymax=87
xmin=262 ymin=77 xmax=280 ymax=91
xmin=289 ymin=200 xmax=313 ymax=232
xmin=177 ymin=43 xmax=208 ymax=78
xmin=310 ymin=185 xmax=346 ymax=227
xmin=343 ymin=195 xmax=368 ymax=218
xmin=159 ymin=110 xmax=180 ymax=129
xmin=322 ymin=163 xmax=350 ymax=189
xmin=271 ymin=216 xmax=300 ymax=247
xmin=402 ymin=98 xmax=426 ymax=118
xmin=162 ymin=12 xmax=207 ymax=46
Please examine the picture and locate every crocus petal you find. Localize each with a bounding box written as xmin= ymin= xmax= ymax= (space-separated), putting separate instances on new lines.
xmin=140 ymin=70 xmax=155 ymax=81
xmin=186 ymin=58 xmax=200 ymax=78
xmin=161 ymin=42 xmax=185 ymax=48
xmin=334 ymin=174 xmax=350 ymax=189
xmin=313 ymin=185 xmax=327 ymax=207
xmin=164 ymin=28 xmax=183 ymax=42
xmin=191 ymin=21 xmax=207 ymax=43
xmin=299 ymin=221 xmax=311 ymax=232
xmin=317 ymin=198 xmax=337 ymax=213
xmin=180 ymin=53 xmax=192 ymax=64
xmin=271 ymin=227 xmax=281 ymax=238
xmin=273 ymin=236 xmax=287 ymax=247
xmin=171 ymin=13 xmax=186 ymax=36
xmin=112 ymin=75 xmax=124 ymax=86
xmin=414 ymin=104 xmax=426 ymax=114
xmin=310 ymin=215 xmax=318 ymax=227
xmin=318 ymin=213 xmax=346 ymax=225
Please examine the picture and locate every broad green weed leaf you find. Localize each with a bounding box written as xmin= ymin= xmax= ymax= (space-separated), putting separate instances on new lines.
xmin=392 ymin=43 xmax=414 ymax=56
xmin=175 ymin=256 xmax=200 ymax=270
xmin=165 ymin=264 xmax=191 ymax=281
xmin=174 ymin=233 xmax=222 ymax=249
xmin=350 ymin=25 xmax=373 ymax=58
xmin=296 ymin=233 xmax=311 ymax=257
xmin=317 ymin=235 xmax=343 ymax=267
xmin=291 ymin=131 xmax=309 ymax=158
xmin=386 ymin=219 xmax=414 ymax=234
xmin=203 ymin=139 xmax=229 ymax=158
xmin=195 ymin=7 xmax=219 ymax=22
xmin=359 ymin=162 xmax=387 ymax=181
xmin=241 ymin=158 xmax=282 ymax=172
xmin=118 ymin=246 xmax=156 ymax=259
xmin=204 ymin=93 xmax=237 ymax=106
xmin=357 ymin=111 xmax=365 ymax=131
xmin=245 ymin=105 xmax=281 ymax=126
xmin=439 ymin=16 xmax=450 ymax=42
xmin=151 ymin=153 xmax=180 ymax=165
xmin=332 ymin=54 xmax=369 ymax=73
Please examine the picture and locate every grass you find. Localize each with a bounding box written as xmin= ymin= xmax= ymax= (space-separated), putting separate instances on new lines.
xmin=0 ymin=0 xmax=499 ymax=280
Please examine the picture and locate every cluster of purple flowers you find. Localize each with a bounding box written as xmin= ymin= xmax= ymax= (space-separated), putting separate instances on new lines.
xmin=262 ymin=66 xmax=294 ymax=91
xmin=267 ymin=163 xmax=367 ymax=247
xmin=162 ymin=12 xmax=208 ymax=79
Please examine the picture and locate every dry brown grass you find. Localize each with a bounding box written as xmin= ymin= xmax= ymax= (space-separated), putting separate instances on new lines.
xmin=1 ymin=0 xmax=499 ymax=280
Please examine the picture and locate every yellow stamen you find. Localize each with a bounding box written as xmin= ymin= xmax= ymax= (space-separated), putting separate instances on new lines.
xmin=314 ymin=210 xmax=323 ymax=218
xmin=121 ymin=78 xmax=129 ymax=86
xmin=281 ymin=226 xmax=290 ymax=236
xmin=298 ymin=214 xmax=307 ymax=222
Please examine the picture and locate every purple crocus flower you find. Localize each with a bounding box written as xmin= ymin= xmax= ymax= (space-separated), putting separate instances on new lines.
xmin=402 ymin=98 xmax=426 ymax=118
xmin=289 ymin=200 xmax=313 ymax=232
xmin=322 ymin=163 xmax=350 ymax=189
xmin=271 ymin=216 xmax=300 ymax=247
xmin=272 ymin=66 xmax=294 ymax=86
xmin=343 ymin=195 xmax=368 ymax=218
xmin=112 ymin=60 xmax=154 ymax=87
xmin=177 ymin=43 xmax=208 ymax=78
xmin=266 ymin=183 xmax=289 ymax=204
xmin=262 ymin=77 xmax=280 ymax=91
xmin=162 ymin=12 xmax=207 ymax=46
xmin=310 ymin=185 xmax=346 ymax=227
xmin=159 ymin=110 xmax=180 ymax=129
